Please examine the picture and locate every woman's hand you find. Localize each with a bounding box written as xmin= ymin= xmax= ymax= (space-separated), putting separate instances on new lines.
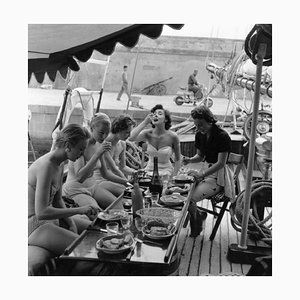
xmin=80 ymin=205 xmax=100 ymax=220
xmin=187 ymin=169 xmax=204 ymax=181
xmin=182 ymin=156 xmax=191 ymax=165
xmin=95 ymin=141 xmax=112 ymax=157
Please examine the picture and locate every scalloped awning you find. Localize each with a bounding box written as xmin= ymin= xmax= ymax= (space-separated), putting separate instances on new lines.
xmin=28 ymin=24 xmax=184 ymax=83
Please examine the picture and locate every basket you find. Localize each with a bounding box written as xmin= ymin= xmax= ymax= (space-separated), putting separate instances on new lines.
xmin=136 ymin=207 xmax=182 ymax=224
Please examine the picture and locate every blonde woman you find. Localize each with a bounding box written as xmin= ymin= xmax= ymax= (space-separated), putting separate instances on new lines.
xmin=63 ymin=113 xmax=129 ymax=210
xmin=28 ymin=124 xmax=99 ymax=256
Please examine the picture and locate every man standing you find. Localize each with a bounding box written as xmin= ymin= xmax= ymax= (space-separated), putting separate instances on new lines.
xmin=116 ymin=65 xmax=131 ymax=101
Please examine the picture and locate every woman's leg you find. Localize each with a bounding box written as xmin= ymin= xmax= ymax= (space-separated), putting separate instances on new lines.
xmin=191 ymin=178 xmax=222 ymax=203
xmin=28 ymin=223 xmax=78 ymax=256
xmin=71 ymin=215 xmax=92 ymax=234
xmin=189 ymin=178 xmax=222 ymax=237
xmin=99 ymin=181 xmax=125 ymax=197
xmin=72 ymin=193 xmax=100 ymax=209
xmin=92 ymin=183 xmax=123 ymax=209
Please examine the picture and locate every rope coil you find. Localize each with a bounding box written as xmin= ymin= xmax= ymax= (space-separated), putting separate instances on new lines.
xmin=229 ymin=180 xmax=272 ymax=245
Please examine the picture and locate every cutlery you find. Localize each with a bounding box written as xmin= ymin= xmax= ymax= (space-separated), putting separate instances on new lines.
xmin=135 ymin=237 xmax=162 ymax=246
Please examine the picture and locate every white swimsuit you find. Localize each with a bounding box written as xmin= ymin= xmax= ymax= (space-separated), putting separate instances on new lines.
xmin=144 ymin=144 xmax=174 ymax=176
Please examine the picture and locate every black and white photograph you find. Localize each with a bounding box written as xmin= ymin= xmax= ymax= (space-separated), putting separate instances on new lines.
xmin=2 ymin=0 xmax=298 ymax=299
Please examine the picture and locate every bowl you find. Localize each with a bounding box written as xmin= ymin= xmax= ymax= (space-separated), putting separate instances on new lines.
xmin=136 ymin=207 xmax=181 ymax=224
xmin=173 ymin=174 xmax=194 ymax=184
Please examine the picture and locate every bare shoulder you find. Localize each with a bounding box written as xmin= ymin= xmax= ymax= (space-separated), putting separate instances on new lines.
xmin=168 ymin=130 xmax=180 ymax=142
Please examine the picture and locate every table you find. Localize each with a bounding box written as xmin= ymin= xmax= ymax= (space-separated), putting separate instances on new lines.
xmin=57 ymin=182 xmax=196 ymax=275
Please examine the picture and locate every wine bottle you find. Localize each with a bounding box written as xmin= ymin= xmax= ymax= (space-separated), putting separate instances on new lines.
xmin=131 ymin=172 xmax=144 ymax=218
xmin=149 ymin=156 xmax=163 ymax=197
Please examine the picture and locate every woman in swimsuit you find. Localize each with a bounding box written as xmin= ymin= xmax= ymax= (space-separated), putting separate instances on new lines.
xmin=129 ymin=104 xmax=181 ymax=177
xmin=103 ymin=114 xmax=136 ymax=178
xmin=63 ymin=113 xmax=130 ymax=210
xmin=28 ymin=124 xmax=99 ymax=256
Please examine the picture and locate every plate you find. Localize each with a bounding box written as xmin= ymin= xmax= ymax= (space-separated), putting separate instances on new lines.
xmin=173 ymin=175 xmax=194 ymax=184
xmin=165 ymin=183 xmax=191 ymax=195
xmin=160 ymin=194 xmax=186 ymax=207
xmin=142 ymin=221 xmax=175 ymax=240
xmin=95 ymin=233 xmax=134 ymax=254
xmin=98 ymin=209 xmax=128 ymax=221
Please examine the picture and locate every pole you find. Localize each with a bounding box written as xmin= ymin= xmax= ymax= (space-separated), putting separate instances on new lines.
xmin=96 ymin=56 xmax=110 ymax=113
xmin=239 ymin=43 xmax=267 ymax=248
xmin=126 ymin=43 xmax=140 ymax=112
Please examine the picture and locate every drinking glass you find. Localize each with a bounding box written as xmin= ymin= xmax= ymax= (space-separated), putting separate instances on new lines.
xmin=161 ymin=174 xmax=170 ymax=191
xmin=134 ymin=216 xmax=145 ymax=232
xmin=151 ymin=192 xmax=160 ymax=207
xmin=120 ymin=215 xmax=131 ymax=231
xmin=106 ymin=222 xmax=119 ymax=235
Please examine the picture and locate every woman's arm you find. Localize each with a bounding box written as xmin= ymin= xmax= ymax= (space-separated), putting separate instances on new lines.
xmin=35 ymin=166 xmax=96 ymax=221
xmin=99 ymin=155 xmax=129 ymax=186
xmin=128 ymin=114 xmax=152 ymax=143
xmin=188 ymin=152 xmax=228 ymax=181
xmin=118 ymin=141 xmax=135 ymax=176
xmin=183 ymin=148 xmax=205 ymax=165
xmin=73 ymin=142 xmax=111 ymax=183
xmin=102 ymin=151 xmax=127 ymax=179
xmin=172 ymin=133 xmax=181 ymax=176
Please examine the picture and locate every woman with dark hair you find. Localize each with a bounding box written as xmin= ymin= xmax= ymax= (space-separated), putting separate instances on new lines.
xmin=183 ymin=106 xmax=233 ymax=237
xmin=103 ymin=114 xmax=136 ymax=178
xmin=129 ymin=104 xmax=181 ymax=176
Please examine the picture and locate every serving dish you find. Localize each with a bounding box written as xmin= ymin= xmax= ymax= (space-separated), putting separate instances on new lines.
xmin=159 ymin=193 xmax=186 ymax=207
xmin=136 ymin=207 xmax=181 ymax=224
xmin=96 ymin=233 xmax=134 ymax=254
xmin=142 ymin=221 xmax=175 ymax=240
xmin=98 ymin=209 xmax=128 ymax=221
xmin=173 ymin=174 xmax=194 ymax=184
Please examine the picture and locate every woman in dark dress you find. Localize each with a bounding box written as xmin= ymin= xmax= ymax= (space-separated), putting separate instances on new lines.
xmin=183 ymin=106 xmax=232 ymax=237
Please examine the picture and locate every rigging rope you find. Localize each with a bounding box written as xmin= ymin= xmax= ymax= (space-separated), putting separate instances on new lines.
xmin=229 ymin=180 xmax=272 ymax=245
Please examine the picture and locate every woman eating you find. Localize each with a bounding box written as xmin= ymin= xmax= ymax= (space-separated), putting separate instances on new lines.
xmin=129 ymin=104 xmax=181 ymax=177
xmin=28 ymin=123 xmax=99 ymax=256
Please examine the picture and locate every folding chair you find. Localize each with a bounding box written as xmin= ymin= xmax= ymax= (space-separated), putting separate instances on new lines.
xmin=197 ymin=153 xmax=244 ymax=241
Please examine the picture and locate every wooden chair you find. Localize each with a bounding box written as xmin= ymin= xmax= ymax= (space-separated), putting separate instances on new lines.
xmin=197 ymin=153 xmax=244 ymax=241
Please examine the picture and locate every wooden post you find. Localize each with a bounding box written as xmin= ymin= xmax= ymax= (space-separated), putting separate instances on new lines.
xmin=126 ymin=43 xmax=140 ymax=112
xmin=96 ymin=56 xmax=110 ymax=113
xmin=239 ymin=43 xmax=267 ymax=249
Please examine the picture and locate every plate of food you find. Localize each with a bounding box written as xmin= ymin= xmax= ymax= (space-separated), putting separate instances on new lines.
xmin=98 ymin=209 xmax=128 ymax=221
xmin=96 ymin=233 xmax=134 ymax=254
xmin=159 ymin=193 xmax=186 ymax=207
xmin=165 ymin=183 xmax=191 ymax=195
xmin=142 ymin=220 xmax=175 ymax=240
xmin=173 ymin=174 xmax=194 ymax=184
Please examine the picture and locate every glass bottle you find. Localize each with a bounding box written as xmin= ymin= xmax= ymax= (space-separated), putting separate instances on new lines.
xmin=149 ymin=156 xmax=163 ymax=197
xmin=131 ymin=172 xmax=144 ymax=218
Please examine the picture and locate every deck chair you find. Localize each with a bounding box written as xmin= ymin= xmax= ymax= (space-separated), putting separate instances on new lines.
xmin=197 ymin=152 xmax=244 ymax=241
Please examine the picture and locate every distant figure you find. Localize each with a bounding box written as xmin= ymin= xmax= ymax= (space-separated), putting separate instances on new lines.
xmin=188 ymin=69 xmax=203 ymax=104
xmin=116 ymin=65 xmax=131 ymax=101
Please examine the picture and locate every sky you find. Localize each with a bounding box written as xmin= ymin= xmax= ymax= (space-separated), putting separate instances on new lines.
xmin=162 ymin=23 xmax=254 ymax=40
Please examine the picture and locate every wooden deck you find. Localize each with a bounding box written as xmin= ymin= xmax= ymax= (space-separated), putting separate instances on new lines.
xmin=173 ymin=199 xmax=252 ymax=276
